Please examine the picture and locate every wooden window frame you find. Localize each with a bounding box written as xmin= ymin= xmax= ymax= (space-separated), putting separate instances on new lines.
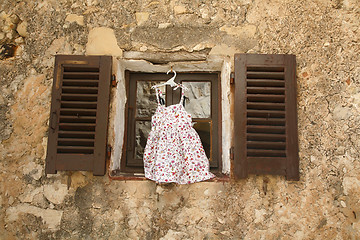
xmin=120 ymin=71 xmax=222 ymax=175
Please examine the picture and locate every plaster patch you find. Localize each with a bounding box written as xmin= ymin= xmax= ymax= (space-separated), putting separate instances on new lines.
xmin=86 ymin=27 xmax=123 ymax=57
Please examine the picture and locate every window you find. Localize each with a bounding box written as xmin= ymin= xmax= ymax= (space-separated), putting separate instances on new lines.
xmin=121 ymin=72 xmax=222 ymax=174
xmin=45 ymin=53 xmax=299 ymax=180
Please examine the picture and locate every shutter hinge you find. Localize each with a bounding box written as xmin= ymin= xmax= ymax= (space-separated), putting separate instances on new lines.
xmin=230 ymin=72 xmax=235 ymax=84
xmin=230 ymin=146 xmax=234 ymax=160
xmin=111 ymin=74 xmax=117 ymax=87
xmin=107 ymin=145 xmax=112 ymax=159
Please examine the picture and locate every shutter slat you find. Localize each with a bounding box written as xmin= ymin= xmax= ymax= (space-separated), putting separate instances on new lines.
xmin=247 ymin=118 xmax=285 ymax=126
xmin=247 ymin=66 xmax=284 ymax=72
xmin=57 ymin=146 xmax=95 ymax=154
xmin=247 ymin=102 xmax=285 ymax=110
xmin=59 ymin=116 xmax=96 ymax=123
xmin=61 ymin=93 xmax=98 ymax=101
xmin=59 ymin=123 xmax=96 ymax=131
xmin=63 ymin=66 xmax=99 ymax=72
xmin=63 ymin=72 xmax=99 ymax=79
xmin=61 ymin=101 xmax=97 ymax=109
xmin=58 ymin=138 xmax=94 ymax=146
xmin=247 ymin=87 xmax=285 ymax=94
xmin=247 ymin=79 xmax=285 ymax=87
xmin=247 ymin=125 xmax=285 ymax=134
xmin=58 ymin=130 xmax=95 ymax=138
xmin=247 ymin=109 xmax=285 ymax=118
xmin=247 ymin=133 xmax=286 ymax=142
xmin=247 ymin=149 xmax=286 ymax=157
xmin=62 ymin=86 xmax=99 ymax=94
xmin=62 ymin=79 xmax=98 ymax=86
xmin=45 ymin=55 xmax=112 ymax=176
xmin=234 ymin=53 xmax=299 ymax=180
xmin=60 ymin=108 xmax=97 ymax=115
xmin=247 ymin=94 xmax=285 ymax=103
xmin=247 ymin=141 xmax=286 ymax=149
xmin=247 ymin=72 xmax=284 ymax=80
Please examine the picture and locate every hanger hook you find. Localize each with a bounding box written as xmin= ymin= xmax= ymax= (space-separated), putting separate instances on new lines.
xmin=166 ymin=69 xmax=176 ymax=78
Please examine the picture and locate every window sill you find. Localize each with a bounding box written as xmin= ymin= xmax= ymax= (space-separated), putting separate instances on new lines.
xmin=109 ymin=171 xmax=230 ymax=182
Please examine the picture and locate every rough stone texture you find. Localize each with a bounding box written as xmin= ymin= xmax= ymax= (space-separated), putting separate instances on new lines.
xmin=0 ymin=0 xmax=360 ymax=239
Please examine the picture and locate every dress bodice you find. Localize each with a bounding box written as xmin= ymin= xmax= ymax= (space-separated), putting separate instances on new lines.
xmin=151 ymin=103 xmax=192 ymax=131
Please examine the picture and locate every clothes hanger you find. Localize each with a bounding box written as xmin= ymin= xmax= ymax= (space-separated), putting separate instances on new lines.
xmin=151 ymin=68 xmax=189 ymax=94
xmin=151 ymin=69 xmax=178 ymax=89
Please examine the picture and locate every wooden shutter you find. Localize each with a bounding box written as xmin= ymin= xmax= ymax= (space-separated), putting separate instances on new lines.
xmin=45 ymin=55 xmax=112 ymax=176
xmin=234 ymin=53 xmax=299 ymax=180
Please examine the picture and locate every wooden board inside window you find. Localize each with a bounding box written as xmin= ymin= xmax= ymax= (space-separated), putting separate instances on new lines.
xmin=234 ymin=54 xmax=299 ymax=180
xmin=45 ymin=55 xmax=112 ymax=176
xmin=121 ymin=72 xmax=221 ymax=174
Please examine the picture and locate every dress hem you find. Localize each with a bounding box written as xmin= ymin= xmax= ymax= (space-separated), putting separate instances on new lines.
xmin=145 ymin=174 xmax=215 ymax=185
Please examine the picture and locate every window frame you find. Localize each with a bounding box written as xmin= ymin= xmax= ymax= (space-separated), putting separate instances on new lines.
xmin=120 ymin=71 xmax=222 ymax=175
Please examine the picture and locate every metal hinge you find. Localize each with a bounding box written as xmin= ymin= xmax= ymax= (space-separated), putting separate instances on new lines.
xmin=230 ymin=72 xmax=235 ymax=84
xmin=230 ymin=146 xmax=234 ymax=160
xmin=111 ymin=74 xmax=117 ymax=87
xmin=107 ymin=145 xmax=112 ymax=159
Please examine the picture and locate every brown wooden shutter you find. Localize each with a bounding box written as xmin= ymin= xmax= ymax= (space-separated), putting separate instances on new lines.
xmin=234 ymin=53 xmax=299 ymax=180
xmin=45 ymin=55 xmax=112 ymax=176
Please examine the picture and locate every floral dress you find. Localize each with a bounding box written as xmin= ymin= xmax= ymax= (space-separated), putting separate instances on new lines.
xmin=143 ymin=86 xmax=215 ymax=184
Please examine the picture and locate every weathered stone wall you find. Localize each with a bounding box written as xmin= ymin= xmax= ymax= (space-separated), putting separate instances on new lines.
xmin=1 ymin=0 xmax=359 ymax=239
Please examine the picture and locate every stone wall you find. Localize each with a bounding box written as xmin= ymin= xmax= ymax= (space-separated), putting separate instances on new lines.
xmin=1 ymin=0 xmax=360 ymax=239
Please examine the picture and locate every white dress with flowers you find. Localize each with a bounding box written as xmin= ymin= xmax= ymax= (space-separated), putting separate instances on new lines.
xmin=143 ymin=86 xmax=215 ymax=184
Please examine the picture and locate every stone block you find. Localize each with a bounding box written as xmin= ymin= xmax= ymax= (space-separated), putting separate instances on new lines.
xmin=6 ymin=203 xmax=63 ymax=230
xmin=174 ymin=6 xmax=187 ymax=15
xmin=333 ymin=105 xmax=352 ymax=120
xmin=65 ymin=14 xmax=84 ymax=26
xmin=135 ymin=12 xmax=149 ymax=26
xmin=86 ymin=27 xmax=123 ymax=57
xmin=43 ymin=181 xmax=68 ymax=205
xmin=16 ymin=21 xmax=28 ymax=37
xmin=342 ymin=177 xmax=360 ymax=195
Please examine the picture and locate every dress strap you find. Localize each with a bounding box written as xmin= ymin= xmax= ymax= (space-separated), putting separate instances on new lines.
xmin=179 ymin=86 xmax=185 ymax=105
xmin=155 ymin=87 xmax=164 ymax=105
xmin=173 ymin=83 xmax=186 ymax=105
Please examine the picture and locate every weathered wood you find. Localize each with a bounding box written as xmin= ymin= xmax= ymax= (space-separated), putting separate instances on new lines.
xmin=233 ymin=53 xmax=299 ymax=180
xmin=45 ymin=55 xmax=112 ymax=176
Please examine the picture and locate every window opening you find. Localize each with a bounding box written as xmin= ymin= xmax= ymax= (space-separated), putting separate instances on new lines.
xmin=121 ymin=72 xmax=221 ymax=174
